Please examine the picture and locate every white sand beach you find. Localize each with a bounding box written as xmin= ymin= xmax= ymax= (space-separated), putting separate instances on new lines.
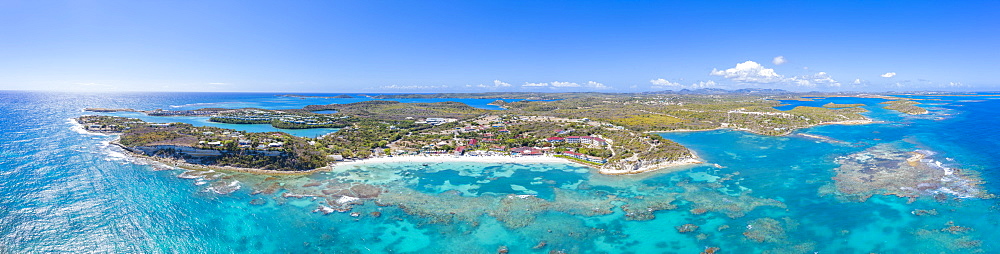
xmin=332 ymin=154 xmax=570 ymax=168
xmin=597 ymin=157 xmax=703 ymax=175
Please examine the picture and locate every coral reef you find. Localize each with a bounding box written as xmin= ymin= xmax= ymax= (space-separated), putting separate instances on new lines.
xmin=828 ymin=144 xmax=990 ymax=202
xmin=621 ymin=194 xmax=679 ymax=221
xmin=675 ymin=223 xmax=699 ymax=233
xmin=743 ymin=217 xmax=788 ymax=243
xmin=679 ymin=183 xmax=786 ymax=218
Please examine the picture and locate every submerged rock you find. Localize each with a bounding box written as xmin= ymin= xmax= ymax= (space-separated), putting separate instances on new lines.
xmin=743 ymin=217 xmax=787 ymax=243
xmin=675 ymin=224 xmax=699 ymax=233
xmin=826 ymin=144 xmax=991 ymax=202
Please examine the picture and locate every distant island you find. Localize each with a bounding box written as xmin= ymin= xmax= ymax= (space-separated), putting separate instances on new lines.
xmin=76 ymin=91 xmax=933 ymax=175
xmin=278 ymin=94 xmax=355 ymax=99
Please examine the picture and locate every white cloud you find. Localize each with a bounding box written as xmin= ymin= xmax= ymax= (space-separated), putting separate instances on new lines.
xmin=710 ymin=61 xmax=785 ymax=83
xmin=550 ymin=81 xmax=580 ymax=87
xmin=378 ymin=84 xmax=449 ymax=90
xmin=523 ymin=82 xmax=549 ymax=87
xmin=586 ymin=81 xmax=610 ymax=89
xmin=650 ymin=79 xmax=717 ymax=89
xmin=789 ymin=72 xmax=841 ymax=87
xmin=947 ymin=82 xmax=967 ymax=87
xmin=881 ymin=72 xmax=897 ymax=78
xmin=691 ymin=80 xmax=717 ymax=88
xmin=471 ymin=80 xmax=513 ymax=88
xmin=772 ymin=56 xmax=787 ymax=65
xmin=650 ymin=78 xmax=683 ymax=88
xmin=850 ymin=78 xmax=869 ymax=87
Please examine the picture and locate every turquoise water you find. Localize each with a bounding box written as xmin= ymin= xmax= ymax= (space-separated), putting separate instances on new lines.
xmin=773 ymin=96 xmax=878 ymax=110
xmin=158 ymin=93 xmax=520 ymax=111
xmin=90 ymin=92 xmax=521 ymax=137
xmin=97 ymin=111 xmax=339 ymax=138
xmin=2 ymin=91 xmax=1000 ymax=253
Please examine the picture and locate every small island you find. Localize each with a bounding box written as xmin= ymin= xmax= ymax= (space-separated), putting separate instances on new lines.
xmin=881 ymin=100 xmax=930 ymax=115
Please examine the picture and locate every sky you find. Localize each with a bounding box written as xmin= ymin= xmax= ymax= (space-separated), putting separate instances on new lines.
xmin=1 ymin=0 xmax=998 ymax=93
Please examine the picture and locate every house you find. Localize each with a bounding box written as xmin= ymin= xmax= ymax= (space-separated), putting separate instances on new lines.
xmin=468 ymin=139 xmax=478 ymax=146
xmin=561 ymin=151 xmax=606 ymax=163
xmin=511 ymin=147 xmax=543 ymax=156
xmin=564 ymin=136 xmax=608 ymax=146
xmin=425 ymin=118 xmax=457 ymax=125
xmin=583 ymin=136 xmax=608 ymax=146
xmin=545 ymin=137 xmax=565 ymax=143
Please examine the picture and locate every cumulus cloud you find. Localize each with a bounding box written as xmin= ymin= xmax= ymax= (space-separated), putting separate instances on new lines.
xmin=586 ymin=81 xmax=610 ymax=89
xmin=650 ymin=78 xmax=683 ymax=88
xmin=789 ymin=72 xmax=841 ymax=87
xmin=378 ymin=84 xmax=449 ymax=90
xmin=881 ymin=72 xmax=897 ymax=78
xmin=550 ymin=81 xmax=580 ymax=87
xmin=520 ymin=81 xmax=609 ymax=89
xmin=471 ymin=80 xmax=514 ymax=88
xmin=710 ymin=61 xmax=785 ymax=83
xmin=650 ymin=79 xmax=717 ymax=89
xmin=772 ymin=56 xmax=787 ymax=65
xmin=709 ymin=61 xmax=845 ymax=88
xmin=849 ymin=78 xmax=870 ymax=87
xmin=691 ymin=80 xmax=717 ymax=88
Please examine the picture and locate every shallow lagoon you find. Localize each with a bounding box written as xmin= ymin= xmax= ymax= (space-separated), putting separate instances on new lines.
xmin=90 ymin=92 xmax=521 ymax=137
xmin=4 ymin=91 xmax=1000 ymax=253
xmin=98 ymin=111 xmax=340 ymax=138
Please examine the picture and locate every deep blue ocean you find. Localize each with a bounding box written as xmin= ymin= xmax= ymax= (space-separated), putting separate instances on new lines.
xmin=2 ymin=91 xmax=999 ymax=253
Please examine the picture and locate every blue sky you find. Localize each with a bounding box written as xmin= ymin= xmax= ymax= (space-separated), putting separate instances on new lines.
xmin=1 ymin=1 xmax=997 ymax=92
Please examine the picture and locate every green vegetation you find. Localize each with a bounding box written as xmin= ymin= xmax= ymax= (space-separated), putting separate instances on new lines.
xmin=77 ymin=115 xmax=330 ymax=171
xmin=822 ymin=102 xmax=865 ymax=108
xmin=609 ymin=114 xmax=685 ymax=130
xmin=77 ymin=92 xmax=884 ymax=173
xmin=301 ymin=101 xmax=488 ymax=120
xmin=501 ymin=94 xmax=868 ymax=135
xmin=881 ymin=100 xmax=929 ymax=115
xmin=555 ymin=155 xmax=604 ymax=166
xmin=209 ymin=109 xmax=347 ymax=129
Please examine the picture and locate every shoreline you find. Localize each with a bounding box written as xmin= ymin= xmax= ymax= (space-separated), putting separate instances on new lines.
xmin=75 ymin=119 xmax=701 ymax=176
xmin=109 ymin=140 xmax=330 ymax=176
xmin=646 ymin=118 xmax=877 ymax=136
xmin=332 ymin=154 xmax=576 ymax=168
xmin=598 ymin=157 xmax=703 ymax=175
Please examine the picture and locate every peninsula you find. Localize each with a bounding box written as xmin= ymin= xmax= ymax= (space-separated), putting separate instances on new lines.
xmin=76 ymin=91 xmax=923 ymax=175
